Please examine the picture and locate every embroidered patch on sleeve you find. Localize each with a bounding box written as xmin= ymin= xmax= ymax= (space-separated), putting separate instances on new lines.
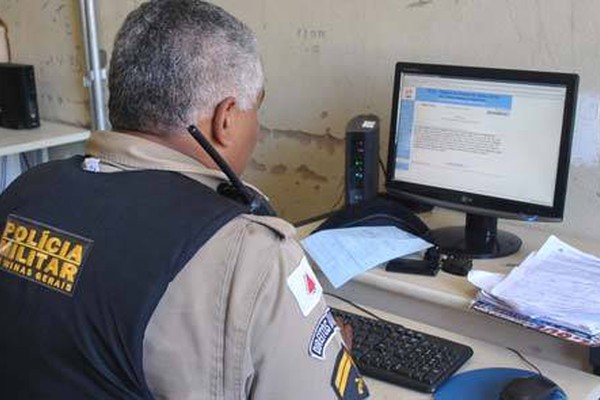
xmin=0 ymin=214 xmax=93 ymax=296
xmin=286 ymin=256 xmax=323 ymax=317
xmin=308 ymin=308 xmax=339 ymax=360
xmin=331 ymin=348 xmax=369 ymax=400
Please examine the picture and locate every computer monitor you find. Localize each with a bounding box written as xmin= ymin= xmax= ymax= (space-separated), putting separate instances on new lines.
xmin=386 ymin=62 xmax=579 ymax=259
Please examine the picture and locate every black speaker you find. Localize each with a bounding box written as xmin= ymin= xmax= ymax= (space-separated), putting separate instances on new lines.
xmin=345 ymin=115 xmax=380 ymax=205
xmin=0 ymin=63 xmax=40 ymax=129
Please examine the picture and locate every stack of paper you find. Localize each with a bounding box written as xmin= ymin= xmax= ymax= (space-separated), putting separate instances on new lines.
xmin=469 ymin=236 xmax=600 ymax=346
xmin=301 ymin=226 xmax=432 ymax=288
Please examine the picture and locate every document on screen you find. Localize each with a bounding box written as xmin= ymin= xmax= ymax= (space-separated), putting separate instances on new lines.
xmin=393 ymin=74 xmax=567 ymax=207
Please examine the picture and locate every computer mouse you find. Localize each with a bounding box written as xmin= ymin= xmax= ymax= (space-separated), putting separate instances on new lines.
xmin=499 ymin=375 xmax=567 ymax=400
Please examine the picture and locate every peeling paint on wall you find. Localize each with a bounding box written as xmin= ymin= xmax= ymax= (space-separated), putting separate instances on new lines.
xmin=266 ymin=128 xmax=344 ymax=155
xmin=244 ymin=126 xmax=345 ymax=221
xmin=5 ymin=0 xmax=600 ymax=237
xmin=270 ymin=164 xmax=288 ymax=174
xmin=250 ymin=159 xmax=268 ymax=173
xmin=407 ymin=0 xmax=434 ymax=9
xmin=295 ymin=165 xmax=329 ymax=183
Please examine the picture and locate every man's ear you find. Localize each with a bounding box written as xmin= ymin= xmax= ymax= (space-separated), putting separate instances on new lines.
xmin=211 ymin=97 xmax=237 ymax=147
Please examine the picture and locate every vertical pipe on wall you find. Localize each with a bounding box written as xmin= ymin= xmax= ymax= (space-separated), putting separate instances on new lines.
xmin=77 ymin=0 xmax=94 ymax=127
xmin=78 ymin=0 xmax=107 ymax=131
xmin=0 ymin=18 xmax=11 ymax=62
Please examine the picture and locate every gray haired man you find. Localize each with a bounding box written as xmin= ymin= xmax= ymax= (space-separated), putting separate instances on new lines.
xmin=0 ymin=1 xmax=368 ymax=399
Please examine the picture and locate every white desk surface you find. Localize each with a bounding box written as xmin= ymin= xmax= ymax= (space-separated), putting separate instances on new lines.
xmin=297 ymin=209 xmax=600 ymax=312
xmin=0 ymin=121 xmax=90 ymax=157
xmin=331 ymin=299 xmax=600 ymax=400
xmin=327 ymin=298 xmax=600 ymax=400
xmin=297 ymin=210 xmax=600 ymax=370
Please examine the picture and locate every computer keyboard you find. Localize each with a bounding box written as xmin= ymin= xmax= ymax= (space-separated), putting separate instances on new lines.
xmin=331 ymin=307 xmax=474 ymax=393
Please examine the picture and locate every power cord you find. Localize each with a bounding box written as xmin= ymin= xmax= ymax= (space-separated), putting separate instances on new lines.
xmin=324 ymin=292 xmax=386 ymax=322
xmin=506 ymin=347 xmax=544 ymax=377
xmin=20 ymin=153 xmax=31 ymax=171
xmin=378 ymin=156 xmax=387 ymax=177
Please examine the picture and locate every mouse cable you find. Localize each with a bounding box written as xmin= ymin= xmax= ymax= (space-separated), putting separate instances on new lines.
xmin=506 ymin=347 xmax=544 ymax=377
xmin=324 ymin=292 xmax=387 ymax=322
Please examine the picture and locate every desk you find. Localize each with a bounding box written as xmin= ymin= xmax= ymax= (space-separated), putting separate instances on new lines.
xmin=331 ymin=299 xmax=600 ymax=399
xmin=297 ymin=209 xmax=600 ymax=371
xmin=0 ymin=121 xmax=90 ymax=159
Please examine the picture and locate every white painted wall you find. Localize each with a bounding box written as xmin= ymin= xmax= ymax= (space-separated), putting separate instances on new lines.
xmin=1 ymin=0 xmax=600 ymax=239
xmin=0 ymin=0 xmax=88 ymax=126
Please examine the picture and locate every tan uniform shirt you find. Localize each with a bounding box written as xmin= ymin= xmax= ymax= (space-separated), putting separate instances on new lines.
xmin=84 ymin=131 xmax=365 ymax=400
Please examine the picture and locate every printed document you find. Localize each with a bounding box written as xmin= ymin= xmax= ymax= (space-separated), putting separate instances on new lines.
xmin=301 ymin=226 xmax=432 ymax=288
xmin=488 ymin=236 xmax=600 ymax=334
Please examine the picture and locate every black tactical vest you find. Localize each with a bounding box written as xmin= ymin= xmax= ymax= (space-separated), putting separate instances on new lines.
xmin=0 ymin=156 xmax=245 ymax=399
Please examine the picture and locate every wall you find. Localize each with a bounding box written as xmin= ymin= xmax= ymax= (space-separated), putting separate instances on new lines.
xmin=1 ymin=0 xmax=600 ymax=239
xmin=0 ymin=0 xmax=88 ymax=126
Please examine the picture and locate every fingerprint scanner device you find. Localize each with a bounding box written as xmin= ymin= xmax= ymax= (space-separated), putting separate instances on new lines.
xmin=345 ymin=115 xmax=380 ymax=206
xmin=434 ymin=368 xmax=566 ymax=400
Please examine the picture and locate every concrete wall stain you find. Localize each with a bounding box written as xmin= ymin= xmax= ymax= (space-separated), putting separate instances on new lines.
xmin=244 ymin=126 xmax=344 ymax=221
xmin=4 ymin=0 xmax=600 ymax=234
xmin=295 ymin=165 xmax=329 ymax=183
xmin=407 ymin=0 xmax=434 ymax=9
xmin=268 ymin=128 xmax=344 ymax=155
xmin=270 ymin=164 xmax=288 ymax=175
xmin=250 ymin=159 xmax=268 ymax=172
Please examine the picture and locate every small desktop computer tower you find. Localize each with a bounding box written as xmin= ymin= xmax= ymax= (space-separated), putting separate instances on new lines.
xmin=0 ymin=63 xmax=40 ymax=129
xmin=345 ymin=115 xmax=379 ymax=205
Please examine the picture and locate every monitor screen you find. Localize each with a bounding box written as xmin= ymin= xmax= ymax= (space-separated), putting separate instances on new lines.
xmin=386 ymin=63 xmax=579 ymax=258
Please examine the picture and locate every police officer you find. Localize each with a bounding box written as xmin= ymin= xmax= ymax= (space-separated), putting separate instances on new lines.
xmin=0 ymin=1 xmax=368 ymax=399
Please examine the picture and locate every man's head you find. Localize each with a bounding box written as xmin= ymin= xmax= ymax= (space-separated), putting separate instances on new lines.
xmin=109 ymin=0 xmax=264 ymax=173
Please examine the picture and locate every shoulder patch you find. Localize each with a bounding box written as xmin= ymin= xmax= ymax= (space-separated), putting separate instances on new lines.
xmin=286 ymin=256 xmax=323 ymax=317
xmin=0 ymin=214 xmax=93 ymax=296
xmin=242 ymin=214 xmax=296 ymax=239
xmin=309 ymin=308 xmax=338 ymax=360
xmin=331 ymin=348 xmax=369 ymax=400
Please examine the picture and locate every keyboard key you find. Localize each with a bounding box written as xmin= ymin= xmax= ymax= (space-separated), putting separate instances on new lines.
xmin=331 ymin=308 xmax=473 ymax=393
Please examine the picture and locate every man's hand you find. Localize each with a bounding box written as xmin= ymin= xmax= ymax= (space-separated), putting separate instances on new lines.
xmin=334 ymin=317 xmax=354 ymax=352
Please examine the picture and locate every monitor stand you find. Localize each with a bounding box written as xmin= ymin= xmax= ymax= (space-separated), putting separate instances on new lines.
xmin=429 ymin=213 xmax=522 ymax=259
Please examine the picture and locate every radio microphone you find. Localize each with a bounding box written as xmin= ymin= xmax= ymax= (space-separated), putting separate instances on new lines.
xmin=187 ymin=125 xmax=276 ymax=217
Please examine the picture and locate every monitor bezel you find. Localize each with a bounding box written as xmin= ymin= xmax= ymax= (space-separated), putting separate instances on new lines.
xmin=386 ymin=62 xmax=579 ymax=221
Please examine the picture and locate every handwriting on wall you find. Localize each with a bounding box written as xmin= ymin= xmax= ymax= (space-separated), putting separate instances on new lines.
xmin=297 ymin=27 xmax=327 ymax=54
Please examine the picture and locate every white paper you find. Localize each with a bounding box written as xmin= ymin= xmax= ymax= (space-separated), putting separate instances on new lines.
xmin=490 ymin=236 xmax=600 ymax=334
xmin=301 ymin=226 xmax=432 ymax=288
xmin=467 ymin=270 xmax=506 ymax=293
